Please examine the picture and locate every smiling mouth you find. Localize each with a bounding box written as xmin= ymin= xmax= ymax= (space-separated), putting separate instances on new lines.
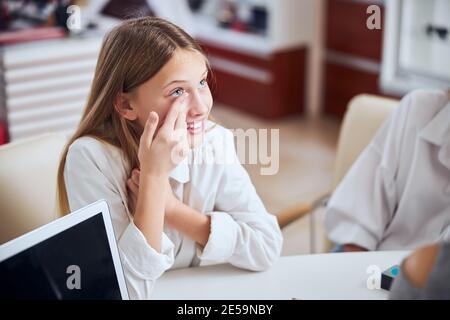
xmin=186 ymin=121 xmax=204 ymax=134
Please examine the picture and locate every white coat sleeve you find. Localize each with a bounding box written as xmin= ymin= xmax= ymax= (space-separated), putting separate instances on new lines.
xmin=64 ymin=140 xmax=174 ymax=299
xmin=197 ymin=130 xmax=283 ymax=271
xmin=324 ymin=93 xmax=414 ymax=250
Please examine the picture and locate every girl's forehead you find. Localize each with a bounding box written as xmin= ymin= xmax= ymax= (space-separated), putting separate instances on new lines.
xmin=156 ymin=49 xmax=207 ymax=84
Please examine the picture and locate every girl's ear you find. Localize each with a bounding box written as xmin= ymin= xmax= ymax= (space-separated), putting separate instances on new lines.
xmin=114 ymin=93 xmax=138 ymax=121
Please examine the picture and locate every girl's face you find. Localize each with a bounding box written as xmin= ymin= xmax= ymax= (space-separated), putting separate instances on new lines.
xmin=121 ymin=48 xmax=213 ymax=148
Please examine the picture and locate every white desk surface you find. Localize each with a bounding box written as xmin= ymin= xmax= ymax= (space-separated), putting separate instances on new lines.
xmin=151 ymin=251 xmax=411 ymax=300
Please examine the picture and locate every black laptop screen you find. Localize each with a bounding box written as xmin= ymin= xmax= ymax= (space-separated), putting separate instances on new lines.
xmin=0 ymin=213 xmax=124 ymax=299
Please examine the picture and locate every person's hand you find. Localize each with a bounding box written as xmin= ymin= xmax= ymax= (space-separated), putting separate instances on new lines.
xmin=342 ymin=244 xmax=368 ymax=252
xmin=126 ymin=168 xmax=181 ymax=218
xmin=401 ymin=243 xmax=439 ymax=288
xmin=138 ymin=94 xmax=189 ymax=178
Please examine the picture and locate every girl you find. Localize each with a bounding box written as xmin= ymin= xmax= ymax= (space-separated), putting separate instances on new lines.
xmin=57 ymin=16 xmax=282 ymax=299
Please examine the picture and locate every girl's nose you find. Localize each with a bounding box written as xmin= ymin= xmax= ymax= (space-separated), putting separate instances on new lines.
xmin=187 ymin=92 xmax=209 ymax=118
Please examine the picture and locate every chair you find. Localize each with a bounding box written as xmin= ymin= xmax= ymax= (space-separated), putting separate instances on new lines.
xmin=276 ymin=94 xmax=400 ymax=252
xmin=0 ymin=132 xmax=68 ymax=244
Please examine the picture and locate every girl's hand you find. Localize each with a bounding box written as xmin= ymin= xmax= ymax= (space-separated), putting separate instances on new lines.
xmin=126 ymin=168 xmax=180 ymax=218
xmin=138 ymin=94 xmax=189 ymax=178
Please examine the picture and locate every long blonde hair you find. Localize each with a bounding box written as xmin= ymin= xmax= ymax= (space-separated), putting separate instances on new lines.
xmin=57 ymin=16 xmax=210 ymax=215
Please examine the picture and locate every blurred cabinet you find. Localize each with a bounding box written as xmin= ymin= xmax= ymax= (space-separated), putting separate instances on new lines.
xmin=0 ymin=36 xmax=102 ymax=142
xmin=201 ymin=41 xmax=306 ymax=118
xmin=193 ymin=0 xmax=315 ymax=118
xmin=323 ymin=0 xmax=390 ymax=117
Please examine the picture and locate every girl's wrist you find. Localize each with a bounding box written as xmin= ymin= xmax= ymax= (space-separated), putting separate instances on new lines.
xmin=166 ymin=198 xmax=180 ymax=216
xmin=140 ymin=165 xmax=169 ymax=180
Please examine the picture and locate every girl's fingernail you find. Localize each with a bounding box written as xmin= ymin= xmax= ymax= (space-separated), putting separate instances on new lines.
xmin=149 ymin=112 xmax=157 ymax=122
xmin=180 ymin=95 xmax=189 ymax=109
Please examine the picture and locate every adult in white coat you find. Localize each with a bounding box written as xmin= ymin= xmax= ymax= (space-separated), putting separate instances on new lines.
xmin=325 ymin=89 xmax=450 ymax=252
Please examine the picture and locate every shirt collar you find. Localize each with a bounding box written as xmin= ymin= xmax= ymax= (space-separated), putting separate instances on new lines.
xmin=420 ymin=101 xmax=450 ymax=169
xmin=420 ymin=101 xmax=450 ymax=147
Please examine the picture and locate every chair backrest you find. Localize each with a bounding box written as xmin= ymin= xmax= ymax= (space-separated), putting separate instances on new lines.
xmin=332 ymin=94 xmax=399 ymax=190
xmin=0 ymin=133 xmax=68 ymax=244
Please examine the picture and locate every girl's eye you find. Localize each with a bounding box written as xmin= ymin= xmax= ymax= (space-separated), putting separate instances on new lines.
xmin=170 ymin=88 xmax=184 ymax=97
xmin=198 ymin=79 xmax=207 ymax=88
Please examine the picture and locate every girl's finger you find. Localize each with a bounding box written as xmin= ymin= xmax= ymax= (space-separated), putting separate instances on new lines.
xmin=140 ymin=112 xmax=159 ymax=149
xmin=175 ymin=108 xmax=187 ymax=131
xmin=162 ymin=93 xmax=188 ymax=131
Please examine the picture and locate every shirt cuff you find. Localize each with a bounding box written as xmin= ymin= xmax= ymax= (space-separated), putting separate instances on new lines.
xmin=118 ymin=221 xmax=175 ymax=280
xmin=326 ymin=219 xmax=378 ymax=251
xmin=197 ymin=211 xmax=239 ymax=262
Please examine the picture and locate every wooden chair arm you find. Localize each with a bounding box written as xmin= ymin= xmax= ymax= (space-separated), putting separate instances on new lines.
xmin=276 ymin=202 xmax=313 ymax=229
xmin=276 ymin=193 xmax=331 ymax=229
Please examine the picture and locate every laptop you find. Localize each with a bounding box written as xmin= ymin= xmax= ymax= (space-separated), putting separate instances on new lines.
xmin=0 ymin=200 xmax=129 ymax=299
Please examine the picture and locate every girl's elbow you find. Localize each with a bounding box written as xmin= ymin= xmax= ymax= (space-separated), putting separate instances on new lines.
xmin=254 ymin=235 xmax=283 ymax=271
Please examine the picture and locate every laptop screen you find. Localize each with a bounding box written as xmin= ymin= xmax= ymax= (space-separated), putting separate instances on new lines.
xmin=0 ymin=213 xmax=123 ymax=299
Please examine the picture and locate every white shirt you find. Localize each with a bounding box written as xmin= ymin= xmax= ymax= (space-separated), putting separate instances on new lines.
xmin=64 ymin=121 xmax=283 ymax=300
xmin=325 ymin=89 xmax=450 ymax=251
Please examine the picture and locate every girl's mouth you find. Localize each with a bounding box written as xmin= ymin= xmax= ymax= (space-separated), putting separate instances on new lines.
xmin=187 ymin=121 xmax=204 ymax=135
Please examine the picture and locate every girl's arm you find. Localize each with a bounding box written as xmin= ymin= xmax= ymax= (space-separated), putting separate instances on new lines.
xmin=128 ymin=171 xmax=211 ymax=247
xmin=132 ymin=112 xmax=165 ymax=251
xmin=132 ymin=173 xmax=166 ymax=252
xmin=166 ymin=201 xmax=211 ymax=247
xmin=199 ymin=130 xmax=283 ymax=271
xmin=134 ymin=95 xmax=189 ymax=251
xmin=65 ymin=96 xmax=189 ymax=299
xmin=127 ymin=127 xmax=282 ymax=270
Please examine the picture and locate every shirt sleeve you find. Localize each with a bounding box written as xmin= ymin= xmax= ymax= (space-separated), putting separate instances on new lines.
xmin=196 ymin=130 xmax=283 ymax=271
xmin=324 ymin=93 xmax=413 ymax=250
xmin=64 ymin=140 xmax=174 ymax=299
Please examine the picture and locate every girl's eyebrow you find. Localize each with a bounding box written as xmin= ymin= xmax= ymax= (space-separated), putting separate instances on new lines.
xmin=163 ymin=69 xmax=208 ymax=89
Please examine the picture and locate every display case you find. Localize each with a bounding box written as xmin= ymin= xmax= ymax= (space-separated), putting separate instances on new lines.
xmin=189 ymin=0 xmax=315 ymax=118
xmin=381 ymin=0 xmax=450 ymax=95
xmin=0 ymin=35 xmax=102 ymax=141
xmin=0 ymin=0 xmax=317 ymax=143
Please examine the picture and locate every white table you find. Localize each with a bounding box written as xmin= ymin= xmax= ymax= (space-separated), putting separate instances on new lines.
xmin=151 ymin=251 xmax=410 ymax=300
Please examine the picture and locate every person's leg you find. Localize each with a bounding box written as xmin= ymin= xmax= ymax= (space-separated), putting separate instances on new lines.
xmin=331 ymin=244 xmax=345 ymax=253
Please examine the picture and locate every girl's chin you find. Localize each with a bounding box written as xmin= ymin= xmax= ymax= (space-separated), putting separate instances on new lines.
xmin=188 ymin=130 xmax=205 ymax=148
